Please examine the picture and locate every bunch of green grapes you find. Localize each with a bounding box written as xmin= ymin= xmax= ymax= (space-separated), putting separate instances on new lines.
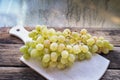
xmin=20 ymin=25 xmax=114 ymax=69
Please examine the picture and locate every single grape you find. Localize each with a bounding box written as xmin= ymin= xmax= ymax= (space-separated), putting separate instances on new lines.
xmin=91 ymin=45 xmax=98 ymax=53
xmin=86 ymin=33 xmax=92 ymax=39
xmin=57 ymin=35 xmax=65 ymax=43
xmin=85 ymin=51 xmax=92 ymax=59
xmin=108 ymin=44 xmax=114 ymax=50
xmin=44 ymin=48 xmax=50 ymax=54
xmin=102 ymin=48 xmax=109 ymax=54
xmin=60 ymin=58 xmax=68 ymax=64
xmin=72 ymin=32 xmax=79 ymax=39
xmin=43 ymin=40 xmax=50 ymax=48
xmin=81 ymin=45 xmax=89 ymax=53
xmin=20 ymin=45 xmax=28 ymax=54
xmin=56 ymin=31 xmax=62 ymax=35
xmin=63 ymin=29 xmax=71 ymax=37
xmin=42 ymin=28 xmax=49 ymax=38
xmin=49 ymin=35 xmax=58 ymax=42
xmin=73 ymin=45 xmax=81 ymax=54
xmin=35 ymin=25 xmax=42 ymax=32
xmin=36 ymin=43 xmax=44 ymax=51
xmin=49 ymin=61 xmax=57 ymax=68
xmin=30 ymin=49 xmax=40 ymax=58
xmin=57 ymin=63 xmax=65 ymax=69
xmin=103 ymin=40 xmax=110 ymax=48
xmin=51 ymin=52 xmax=58 ymax=62
xmin=78 ymin=53 xmax=86 ymax=61
xmin=58 ymin=43 xmax=65 ymax=52
xmin=68 ymin=54 xmax=75 ymax=63
xmin=80 ymin=29 xmax=87 ymax=34
xmin=42 ymin=62 xmax=49 ymax=68
xmin=87 ymin=38 xmax=95 ymax=46
xmin=99 ymin=36 xmax=104 ymax=40
xmin=66 ymin=45 xmax=73 ymax=53
xmin=96 ymin=40 xmax=103 ymax=47
xmin=48 ymin=28 xmax=56 ymax=36
xmin=61 ymin=50 xmax=69 ymax=58
xmin=36 ymin=36 xmax=44 ymax=43
xmin=23 ymin=54 xmax=30 ymax=60
xmin=50 ymin=42 xmax=58 ymax=51
xmin=42 ymin=54 xmax=50 ymax=63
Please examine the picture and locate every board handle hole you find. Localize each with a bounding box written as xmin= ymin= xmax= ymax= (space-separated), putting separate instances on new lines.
xmin=16 ymin=29 xmax=20 ymax=32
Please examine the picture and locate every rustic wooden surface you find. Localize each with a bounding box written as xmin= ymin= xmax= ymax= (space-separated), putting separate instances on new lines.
xmin=0 ymin=27 xmax=120 ymax=80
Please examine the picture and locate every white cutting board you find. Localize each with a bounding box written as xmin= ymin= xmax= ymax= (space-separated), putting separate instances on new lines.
xmin=9 ymin=27 xmax=110 ymax=80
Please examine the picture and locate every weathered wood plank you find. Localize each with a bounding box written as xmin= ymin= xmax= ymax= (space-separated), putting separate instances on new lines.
xmin=0 ymin=43 xmax=120 ymax=69
xmin=0 ymin=27 xmax=120 ymax=46
xmin=101 ymin=69 xmax=120 ymax=80
xmin=0 ymin=67 xmax=45 ymax=80
xmin=0 ymin=67 xmax=119 ymax=80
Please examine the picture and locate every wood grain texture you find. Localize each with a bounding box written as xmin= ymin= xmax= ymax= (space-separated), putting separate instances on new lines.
xmin=0 ymin=67 xmax=119 ymax=80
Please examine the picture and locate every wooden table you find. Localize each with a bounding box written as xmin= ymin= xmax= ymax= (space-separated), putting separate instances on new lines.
xmin=0 ymin=27 xmax=120 ymax=80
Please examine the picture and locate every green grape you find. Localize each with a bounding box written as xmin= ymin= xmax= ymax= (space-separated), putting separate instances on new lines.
xmin=49 ymin=35 xmax=58 ymax=42
xmin=68 ymin=54 xmax=75 ymax=63
xmin=48 ymin=28 xmax=56 ymax=36
xmin=99 ymin=36 xmax=104 ymax=40
xmin=66 ymin=62 xmax=73 ymax=67
xmin=103 ymin=40 xmax=110 ymax=48
xmin=80 ymin=29 xmax=87 ymax=34
xmin=50 ymin=42 xmax=58 ymax=51
xmin=44 ymin=48 xmax=50 ymax=54
xmin=20 ymin=45 xmax=28 ymax=54
xmin=30 ymin=41 xmax=37 ymax=48
xmin=81 ymin=45 xmax=89 ymax=53
xmin=28 ymin=30 xmax=37 ymax=38
xmin=61 ymin=50 xmax=69 ymax=58
xmin=43 ymin=40 xmax=50 ymax=48
xmin=96 ymin=40 xmax=103 ymax=47
xmin=36 ymin=35 xmax=44 ymax=43
xmin=25 ymin=41 xmax=31 ymax=47
xmin=42 ymin=54 xmax=50 ymax=63
xmin=42 ymin=28 xmax=49 ymax=38
xmin=56 ymin=31 xmax=62 ymax=35
xmin=23 ymin=54 xmax=30 ymax=60
xmin=108 ymin=44 xmax=114 ymax=50
xmin=92 ymin=36 xmax=97 ymax=41
xmin=63 ymin=29 xmax=71 ymax=37
xmin=57 ymin=63 xmax=65 ymax=69
xmin=60 ymin=58 xmax=68 ymax=64
xmin=102 ymin=48 xmax=109 ymax=54
xmin=51 ymin=52 xmax=58 ymax=62
xmin=66 ymin=45 xmax=73 ymax=53
xmin=78 ymin=53 xmax=86 ymax=61
xmin=85 ymin=51 xmax=92 ymax=59
xmin=73 ymin=45 xmax=81 ymax=54
xmin=72 ymin=32 xmax=79 ymax=39
xmin=28 ymin=47 xmax=33 ymax=53
xmin=58 ymin=43 xmax=65 ymax=52
xmin=91 ymin=45 xmax=98 ymax=53
xmin=42 ymin=62 xmax=49 ymax=68
xmin=57 ymin=35 xmax=65 ymax=43
xmin=87 ymin=38 xmax=95 ymax=46
xmin=86 ymin=33 xmax=92 ymax=39
xmin=35 ymin=25 xmax=42 ymax=32
xmin=81 ymin=35 xmax=88 ymax=43
xmin=49 ymin=61 xmax=57 ymax=68
xmin=30 ymin=49 xmax=40 ymax=58
xmin=36 ymin=44 xmax=44 ymax=51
